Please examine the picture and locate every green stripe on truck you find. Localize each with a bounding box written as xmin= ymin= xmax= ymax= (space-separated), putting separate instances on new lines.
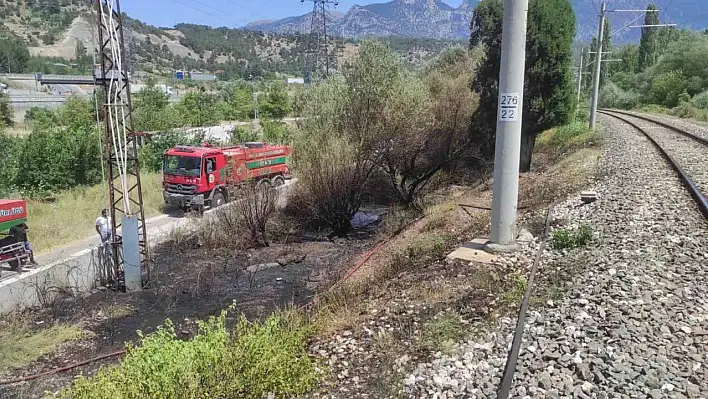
xmin=246 ymin=157 xmax=287 ymax=169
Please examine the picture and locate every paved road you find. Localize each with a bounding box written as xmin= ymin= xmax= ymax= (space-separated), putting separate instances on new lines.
xmin=2 ymin=180 xmax=296 ymax=280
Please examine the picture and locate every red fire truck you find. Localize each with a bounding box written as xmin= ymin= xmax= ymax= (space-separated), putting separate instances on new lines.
xmin=0 ymin=199 xmax=31 ymax=273
xmin=162 ymin=142 xmax=292 ymax=212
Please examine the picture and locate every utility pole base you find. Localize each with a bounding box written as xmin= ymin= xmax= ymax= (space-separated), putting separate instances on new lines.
xmin=483 ymin=242 xmax=521 ymax=254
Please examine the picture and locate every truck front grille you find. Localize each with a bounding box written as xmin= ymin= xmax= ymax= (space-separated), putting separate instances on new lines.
xmin=166 ymin=184 xmax=198 ymax=195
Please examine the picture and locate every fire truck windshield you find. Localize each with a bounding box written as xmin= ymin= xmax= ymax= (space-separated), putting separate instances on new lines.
xmin=163 ymin=155 xmax=201 ymax=177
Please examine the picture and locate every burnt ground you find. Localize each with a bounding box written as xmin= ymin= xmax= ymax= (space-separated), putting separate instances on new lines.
xmin=0 ymin=144 xmax=599 ymax=399
xmin=0 ymin=220 xmax=379 ymax=399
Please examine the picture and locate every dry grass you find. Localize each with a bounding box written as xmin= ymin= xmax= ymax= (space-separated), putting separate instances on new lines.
xmin=312 ymin=289 xmax=363 ymax=336
xmin=0 ymin=321 xmax=84 ymax=371
xmin=28 ymin=173 xmax=164 ymax=254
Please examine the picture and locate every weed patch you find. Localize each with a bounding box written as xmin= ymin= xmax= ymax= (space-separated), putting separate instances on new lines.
xmin=551 ymin=224 xmax=593 ymax=250
xmin=418 ymin=312 xmax=467 ymax=353
xmin=59 ymin=308 xmax=320 ymax=399
xmin=502 ymin=271 xmax=528 ymax=305
xmin=535 ymin=122 xmax=600 ymax=159
xmin=0 ymin=322 xmax=84 ymax=371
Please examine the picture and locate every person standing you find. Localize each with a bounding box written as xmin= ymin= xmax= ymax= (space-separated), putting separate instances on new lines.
xmin=95 ymin=209 xmax=112 ymax=247
xmin=9 ymin=223 xmax=37 ymax=265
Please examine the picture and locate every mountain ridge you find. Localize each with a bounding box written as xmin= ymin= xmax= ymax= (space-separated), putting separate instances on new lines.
xmin=247 ymin=0 xmax=476 ymax=40
xmin=245 ymin=0 xmax=708 ymax=41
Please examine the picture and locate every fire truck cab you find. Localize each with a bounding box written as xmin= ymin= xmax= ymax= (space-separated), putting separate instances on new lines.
xmin=0 ymin=200 xmax=31 ymax=274
xmin=162 ymin=142 xmax=292 ymax=212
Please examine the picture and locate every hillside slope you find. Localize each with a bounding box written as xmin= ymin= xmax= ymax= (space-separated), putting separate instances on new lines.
xmin=0 ymin=1 xmax=460 ymax=79
xmin=246 ymin=0 xmax=708 ymax=42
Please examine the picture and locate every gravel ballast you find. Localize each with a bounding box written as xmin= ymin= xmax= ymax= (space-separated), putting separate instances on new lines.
xmin=404 ymin=115 xmax=708 ymax=398
xmin=621 ymin=111 xmax=708 ymax=141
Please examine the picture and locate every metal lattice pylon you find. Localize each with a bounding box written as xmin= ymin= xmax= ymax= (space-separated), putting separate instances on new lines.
xmin=302 ymin=0 xmax=338 ymax=82
xmin=95 ymin=0 xmax=149 ymax=290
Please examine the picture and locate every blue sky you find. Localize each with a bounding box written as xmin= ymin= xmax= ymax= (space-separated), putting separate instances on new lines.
xmin=121 ymin=0 xmax=466 ymax=29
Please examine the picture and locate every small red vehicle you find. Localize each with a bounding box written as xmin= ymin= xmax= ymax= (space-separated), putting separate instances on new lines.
xmin=162 ymin=142 xmax=292 ymax=212
xmin=0 ymin=199 xmax=31 ymax=274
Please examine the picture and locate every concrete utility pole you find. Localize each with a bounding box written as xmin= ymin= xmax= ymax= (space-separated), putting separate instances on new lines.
xmin=589 ymin=2 xmax=607 ymax=129
xmin=490 ymin=0 xmax=529 ymax=247
xmin=576 ymin=48 xmax=584 ymax=107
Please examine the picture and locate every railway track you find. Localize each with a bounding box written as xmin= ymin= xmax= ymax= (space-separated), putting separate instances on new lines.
xmin=598 ymin=109 xmax=708 ymax=220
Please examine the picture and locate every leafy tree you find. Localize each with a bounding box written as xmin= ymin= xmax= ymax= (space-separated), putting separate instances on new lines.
xmin=224 ymin=87 xmax=254 ymax=121
xmin=0 ymin=125 xmax=19 ymax=197
xmin=0 ymin=36 xmax=30 ymax=73
xmin=598 ymin=18 xmax=612 ymax=87
xmin=16 ymin=97 xmax=103 ymax=194
xmin=650 ymin=71 xmax=687 ymax=107
xmin=651 ymin=34 xmax=708 ymax=96
xmin=638 ymin=4 xmax=660 ymax=71
xmin=0 ymin=92 xmax=14 ymax=127
xmin=176 ymin=91 xmax=219 ymax=127
xmin=470 ymin=0 xmax=576 ymax=172
xmin=258 ymin=83 xmax=292 ymax=120
xmin=75 ymin=39 xmax=92 ymax=70
xmin=133 ymin=85 xmax=174 ymax=131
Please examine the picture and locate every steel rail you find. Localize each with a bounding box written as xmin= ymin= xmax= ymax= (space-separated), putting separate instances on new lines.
xmin=600 ymin=108 xmax=708 ymax=147
xmin=599 ymin=110 xmax=708 ymax=221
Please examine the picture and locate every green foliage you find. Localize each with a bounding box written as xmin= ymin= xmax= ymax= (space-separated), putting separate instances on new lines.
xmin=602 ymin=31 xmax=708 ymax=116
xmin=649 ymin=71 xmax=687 ymax=108
xmin=0 ymin=35 xmax=30 ymax=73
xmin=258 ymin=83 xmax=292 ymax=120
xmin=176 ymin=91 xmax=219 ymax=127
xmin=229 ymin=125 xmax=259 ymax=144
xmin=470 ymin=0 xmax=576 ymax=172
xmin=261 ymin=119 xmax=292 ymax=144
xmin=223 ymin=86 xmax=254 ymax=121
xmin=599 ymin=82 xmax=641 ymax=109
xmin=535 ymin=121 xmax=599 ymax=157
xmin=0 ymin=92 xmax=13 ymax=127
xmin=133 ymin=86 xmax=176 ymax=132
xmin=0 ymin=127 xmax=20 ymax=197
xmin=16 ymin=97 xmax=102 ymax=196
xmin=691 ymin=90 xmax=708 ymax=110
xmin=59 ymin=309 xmax=320 ymax=399
xmin=418 ymin=312 xmax=467 ymax=353
xmin=551 ymin=224 xmax=593 ymax=250
xmin=638 ymin=3 xmax=660 ymax=71
xmin=502 ymin=271 xmax=529 ymax=304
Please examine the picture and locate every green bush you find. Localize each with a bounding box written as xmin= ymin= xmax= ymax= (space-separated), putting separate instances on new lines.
xmin=261 ymin=119 xmax=293 ymax=144
xmin=691 ymin=90 xmax=708 ymax=110
xmin=0 ymin=127 xmax=20 ymax=197
xmin=599 ymin=82 xmax=640 ymax=110
xmin=551 ymin=224 xmax=593 ymax=250
xmin=672 ymin=102 xmax=708 ymax=121
xmin=649 ymin=71 xmax=687 ymax=108
xmin=229 ymin=125 xmax=259 ymax=144
xmin=60 ymin=309 xmax=320 ymax=399
xmin=535 ymin=121 xmax=598 ymax=156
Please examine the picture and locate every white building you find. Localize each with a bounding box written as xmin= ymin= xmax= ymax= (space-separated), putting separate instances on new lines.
xmin=285 ymin=77 xmax=305 ymax=85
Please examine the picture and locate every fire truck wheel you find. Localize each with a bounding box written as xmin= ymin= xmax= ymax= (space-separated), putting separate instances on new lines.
xmin=213 ymin=191 xmax=226 ymax=208
xmin=8 ymin=259 xmax=20 ymax=271
xmin=256 ymin=178 xmax=272 ymax=189
xmin=273 ymin=175 xmax=285 ymax=187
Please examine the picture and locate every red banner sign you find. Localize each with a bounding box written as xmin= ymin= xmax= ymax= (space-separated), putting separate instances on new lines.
xmin=0 ymin=200 xmax=27 ymax=224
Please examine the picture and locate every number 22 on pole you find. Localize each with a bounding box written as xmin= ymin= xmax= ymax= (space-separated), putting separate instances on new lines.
xmin=498 ymin=93 xmax=520 ymax=122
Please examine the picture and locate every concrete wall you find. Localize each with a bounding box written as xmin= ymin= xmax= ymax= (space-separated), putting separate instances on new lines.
xmin=0 ymin=247 xmax=101 ymax=315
